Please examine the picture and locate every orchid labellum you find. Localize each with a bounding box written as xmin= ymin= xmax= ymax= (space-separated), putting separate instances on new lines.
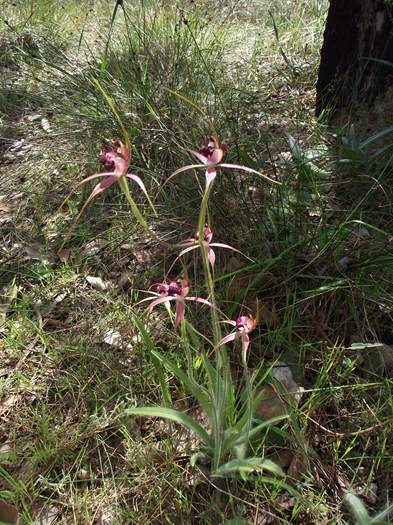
xmin=138 ymin=279 xmax=213 ymax=327
xmin=179 ymin=224 xmax=241 ymax=270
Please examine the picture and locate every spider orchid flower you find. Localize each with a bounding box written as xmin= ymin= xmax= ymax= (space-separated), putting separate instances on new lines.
xmin=218 ymin=314 xmax=257 ymax=354
xmin=138 ymin=279 xmax=213 ymax=327
xmin=165 ymin=136 xmax=278 ymax=190
xmin=178 ymin=224 xmax=241 ymax=270
xmin=73 ymin=139 xmax=155 ymax=217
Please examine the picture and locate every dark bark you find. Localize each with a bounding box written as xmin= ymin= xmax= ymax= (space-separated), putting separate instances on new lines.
xmin=316 ymin=0 xmax=393 ymax=117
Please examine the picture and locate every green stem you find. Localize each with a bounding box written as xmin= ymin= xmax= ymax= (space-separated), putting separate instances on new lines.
xmin=197 ymin=181 xmax=233 ymax=472
xmin=118 ymin=176 xmax=147 ymax=228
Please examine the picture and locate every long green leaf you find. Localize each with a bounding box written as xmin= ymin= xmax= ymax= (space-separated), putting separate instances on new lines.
xmin=344 ymin=493 xmax=370 ymax=525
xmin=151 ymin=350 xmax=212 ymax=419
xmin=222 ymin=414 xmax=289 ymax=455
xmin=133 ymin=315 xmax=171 ymax=407
xmin=213 ymin=457 xmax=284 ymax=478
xmin=236 ymin=415 xmax=289 ymax=445
xmin=124 ymin=407 xmax=211 ymax=445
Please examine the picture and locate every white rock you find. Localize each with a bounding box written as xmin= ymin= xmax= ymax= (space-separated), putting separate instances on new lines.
xmin=41 ymin=118 xmax=51 ymax=132
xmin=85 ymin=275 xmax=108 ymax=291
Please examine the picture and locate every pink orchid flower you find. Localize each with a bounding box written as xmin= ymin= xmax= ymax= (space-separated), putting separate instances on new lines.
xmin=166 ymin=136 xmax=278 ymax=189
xmin=218 ymin=314 xmax=257 ymax=354
xmin=74 ymin=139 xmax=154 ymax=216
xmin=179 ymin=224 xmax=241 ymax=269
xmin=138 ymin=279 xmax=213 ymax=327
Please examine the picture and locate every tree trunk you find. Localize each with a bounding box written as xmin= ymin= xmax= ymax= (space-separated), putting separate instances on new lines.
xmin=316 ymin=0 xmax=393 ymax=118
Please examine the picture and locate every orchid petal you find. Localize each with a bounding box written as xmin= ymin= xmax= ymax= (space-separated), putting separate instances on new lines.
xmin=242 ymin=334 xmax=250 ymax=354
xmin=209 ymin=148 xmax=225 ymax=164
xmin=60 ymin=173 xmax=116 ymax=210
xmin=89 ymin=174 xmax=118 ymax=198
xmin=186 ymin=297 xmax=214 ymax=309
xmin=78 ymin=174 xmax=118 ymax=217
xmin=135 ymin=293 xmax=161 ymax=306
xmin=175 ymin=299 xmax=186 ymax=327
xmin=205 ymin=168 xmax=216 ymax=188
xmin=161 ymin=163 xmax=208 ymax=189
xmin=126 ymin=173 xmax=157 ymax=216
xmin=77 ymin=172 xmax=116 ymax=186
xmin=189 ymin=149 xmax=208 ymax=164
xmin=207 ymin=247 xmax=216 ymax=269
xmin=221 ymin=320 xmax=237 ymax=326
xmin=209 ymin=242 xmax=242 ymax=254
xmin=178 ymin=245 xmax=199 ymax=258
xmin=147 ymin=296 xmax=176 ymax=310
xmin=219 ymin=163 xmax=280 ymax=184
xmin=217 ymin=332 xmax=242 ymax=347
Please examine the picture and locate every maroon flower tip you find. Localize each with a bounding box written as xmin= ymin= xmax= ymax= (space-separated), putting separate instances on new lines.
xmin=235 ymin=314 xmax=256 ymax=333
xmin=156 ymin=283 xmax=169 ymax=295
xmin=194 ymin=224 xmax=213 ymax=243
xmin=199 ymin=137 xmax=227 ymax=163
xmin=168 ymin=281 xmax=183 ymax=296
xmin=100 ymin=149 xmax=116 ymax=171
xmin=156 ymin=279 xmax=189 ymax=297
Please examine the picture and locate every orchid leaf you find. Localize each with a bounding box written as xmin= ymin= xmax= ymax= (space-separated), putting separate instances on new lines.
xmin=132 ymin=315 xmax=171 ymax=407
xmin=151 ymin=350 xmax=213 ymax=419
xmin=162 ymin=88 xmax=217 ymax=138
xmin=124 ymin=406 xmax=211 ymax=446
xmin=213 ymin=457 xmax=284 ymax=478
xmin=92 ymin=78 xmax=130 ymax=149
xmin=234 ymin=415 xmax=289 ymax=447
xmin=221 ymin=410 xmax=285 ymax=459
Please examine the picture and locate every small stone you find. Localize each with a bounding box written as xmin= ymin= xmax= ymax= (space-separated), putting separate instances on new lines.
xmin=0 ymin=444 xmax=11 ymax=458
xmin=27 ymin=113 xmax=42 ymax=122
xmin=77 ymin=468 xmax=89 ymax=480
xmin=86 ymin=275 xmax=108 ymax=291
xmin=41 ymin=118 xmax=51 ymax=132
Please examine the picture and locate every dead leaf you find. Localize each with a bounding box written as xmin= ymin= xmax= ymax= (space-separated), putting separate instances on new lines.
xmin=77 ymin=468 xmax=89 ymax=481
xmin=118 ymin=272 xmax=132 ymax=290
xmin=287 ymin=452 xmax=307 ymax=480
xmin=82 ymin=239 xmax=107 ymax=256
xmin=0 ymin=197 xmax=9 ymax=213
xmin=23 ymin=246 xmax=54 ymax=265
xmin=99 ymin=507 xmax=117 ymax=525
xmin=0 ymin=499 xmax=20 ymax=524
xmin=86 ymin=276 xmax=108 ymax=291
xmin=57 ymin=248 xmax=70 ymax=263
